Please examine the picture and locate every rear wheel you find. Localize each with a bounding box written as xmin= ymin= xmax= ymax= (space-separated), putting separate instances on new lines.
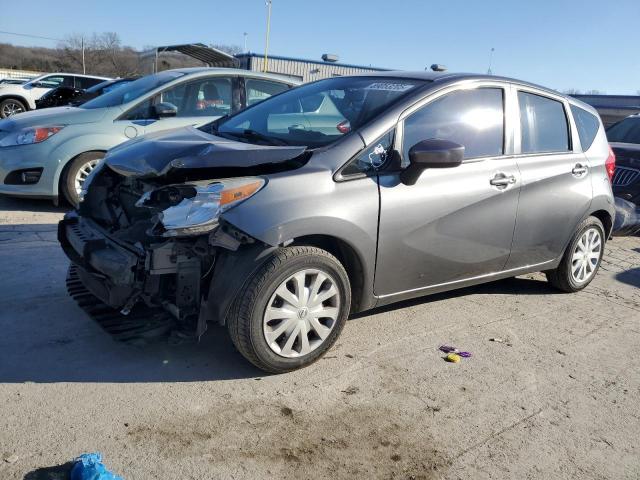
xmin=0 ymin=98 xmax=26 ymax=118
xmin=227 ymin=246 xmax=351 ymax=373
xmin=61 ymin=152 xmax=104 ymax=206
xmin=546 ymin=216 xmax=605 ymax=292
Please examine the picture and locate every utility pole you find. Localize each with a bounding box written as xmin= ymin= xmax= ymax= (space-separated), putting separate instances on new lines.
xmin=487 ymin=47 xmax=494 ymax=75
xmin=243 ymin=32 xmax=248 ymax=53
xmin=264 ymin=0 xmax=272 ymax=72
xmin=81 ymin=35 xmax=86 ymax=74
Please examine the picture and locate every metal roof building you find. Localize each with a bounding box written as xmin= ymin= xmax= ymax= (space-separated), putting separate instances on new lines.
xmin=234 ymin=53 xmax=389 ymax=83
xmin=142 ymin=44 xmax=390 ymax=83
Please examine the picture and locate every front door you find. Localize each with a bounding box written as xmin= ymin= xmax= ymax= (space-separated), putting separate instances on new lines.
xmin=115 ymin=76 xmax=237 ymax=140
xmin=375 ymin=85 xmax=520 ymax=297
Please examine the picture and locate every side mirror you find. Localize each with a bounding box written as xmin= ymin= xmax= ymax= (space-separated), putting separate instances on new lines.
xmin=400 ymin=139 xmax=465 ymax=186
xmin=153 ymin=102 xmax=177 ymax=118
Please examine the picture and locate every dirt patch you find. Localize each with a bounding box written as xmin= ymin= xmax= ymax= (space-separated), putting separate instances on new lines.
xmin=126 ymin=401 xmax=450 ymax=479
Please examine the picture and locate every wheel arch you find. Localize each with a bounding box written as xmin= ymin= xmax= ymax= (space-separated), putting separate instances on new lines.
xmin=56 ymin=149 xmax=107 ymax=197
xmin=291 ymin=234 xmax=368 ymax=314
xmin=589 ymin=209 xmax=613 ymax=238
xmin=0 ymin=94 xmax=30 ymax=112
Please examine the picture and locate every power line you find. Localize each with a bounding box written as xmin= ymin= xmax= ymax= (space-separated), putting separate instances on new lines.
xmin=0 ymin=30 xmax=64 ymax=43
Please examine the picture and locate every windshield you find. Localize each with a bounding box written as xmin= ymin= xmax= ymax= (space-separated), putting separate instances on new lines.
xmin=81 ymin=71 xmax=185 ymax=109
xmin=213 ymin=76 xmax=425 ymax=147
xmin=607 ymin=117 xmax=640 ymax=144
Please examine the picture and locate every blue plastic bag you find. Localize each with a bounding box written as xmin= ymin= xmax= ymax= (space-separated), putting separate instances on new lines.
xmin=71 ymin=453 xmax=123 ymax=480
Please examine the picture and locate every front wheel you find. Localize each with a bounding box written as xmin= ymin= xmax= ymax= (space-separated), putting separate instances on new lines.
xmin=546 ymin=216 xmax=605 ymax=292
xmin=0 ymin=98 xmax=26 ymax=118
xmin=61 ymin=152 xmax=104 ymax=206
xmin=227 ymin=246 xmax=351 ymax=373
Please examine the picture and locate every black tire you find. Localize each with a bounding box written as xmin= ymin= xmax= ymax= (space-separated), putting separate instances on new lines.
xmin=61 ymin=152 xmax=105 ymax=207
xmin=227 ymin=246 xmax=351 ymax=373
xmin=546 ymin=216 xmax=606 ymax=292
xmin=0 ymin=98 xmax=27 ymax=118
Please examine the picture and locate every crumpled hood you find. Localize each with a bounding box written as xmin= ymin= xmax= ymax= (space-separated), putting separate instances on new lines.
xmin=0 ymin=106 xmax=107 ymax=131
xmin=104 ymin=126 xmax=308 ymax=178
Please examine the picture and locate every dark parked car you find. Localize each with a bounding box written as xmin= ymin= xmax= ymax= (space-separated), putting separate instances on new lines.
xmin=607 ymin=114 xmax=640 ymax=204
xmin=36 ymin=78 xmax=136 ymax=109
xmin=59 ymin=72 xmax=615 ymax=373
xmin=35 ymin=85 xmax=84 ymax=109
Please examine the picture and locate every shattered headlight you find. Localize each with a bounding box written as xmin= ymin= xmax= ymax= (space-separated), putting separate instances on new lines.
xmin=137 ymin=177 xmax=265 ymax=237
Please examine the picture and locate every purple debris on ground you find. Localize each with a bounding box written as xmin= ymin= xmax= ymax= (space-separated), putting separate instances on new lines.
xmin=439 ymin=345 xmax=472 ymax=357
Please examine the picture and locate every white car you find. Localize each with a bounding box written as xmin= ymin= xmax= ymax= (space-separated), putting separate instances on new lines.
xmin=0 ymin=73 xmax=110 ymax=118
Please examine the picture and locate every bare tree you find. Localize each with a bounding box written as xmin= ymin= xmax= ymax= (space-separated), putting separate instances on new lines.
xmin=210 ymin=43 xmax=243 ymax=55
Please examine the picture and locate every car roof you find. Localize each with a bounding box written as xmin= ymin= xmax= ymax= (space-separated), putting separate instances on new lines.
xmin=166 ymin=67 xmax=300 ymax=85
xmin=355 ymin=70 xmax=564 ymax=95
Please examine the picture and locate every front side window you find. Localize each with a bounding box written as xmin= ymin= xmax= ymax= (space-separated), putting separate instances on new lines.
xmin=341 ymin=130 xmax=395 ymax=177
xmin=122 ymin=99 xmax=154 ymax=121
xmin=214 ymin=76 xmax=425 ymax=147
xmin=518 ymin=92 xmax=570 ymax=154
xmin=606 ymin=117 xmax=640 ymax=144
xmin=246 ymin=79 xmax=289 ymax=106
xmin=402 ymin=88 xmax=504 ymax=163
xmin=571 ymin=105 xmax=600 ymax=151
xmin=159 ymin=77 xmax=232 ymax=117
xmin=37 ymin=75 xmax=72 ymax=88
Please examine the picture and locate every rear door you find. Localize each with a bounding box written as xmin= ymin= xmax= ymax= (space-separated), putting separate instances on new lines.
xmin=375 ymin=83 xmax=521 ymax=297
xmin=505 ymin=88 xmax=592 ymax=269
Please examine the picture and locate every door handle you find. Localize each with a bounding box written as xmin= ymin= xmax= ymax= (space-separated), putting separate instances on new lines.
xmin=490 ymin=173 xmax=516 ymax=188
xmin=572 ymin=163 xmax=588 ymax=176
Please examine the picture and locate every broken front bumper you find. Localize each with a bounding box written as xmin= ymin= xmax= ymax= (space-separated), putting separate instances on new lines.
xmin=58 ymin=212 xmax=141 ymax=308
xmin=58 ymin=212 xmax=202 ymax=325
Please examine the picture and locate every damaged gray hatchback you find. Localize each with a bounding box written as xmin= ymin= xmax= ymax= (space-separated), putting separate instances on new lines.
xmin=59 ymin=72 xmax=615 ymax=373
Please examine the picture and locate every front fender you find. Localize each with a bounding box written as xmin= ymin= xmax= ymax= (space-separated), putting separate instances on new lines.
xmin=0 ymin=93 xmax=31 ymax=110
xmin=48 ymin=133 xmax=131 ymax=189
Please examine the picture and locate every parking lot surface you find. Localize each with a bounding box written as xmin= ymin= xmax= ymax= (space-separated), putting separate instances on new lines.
xmin=0 ymin=195 xmax=639 ymax=480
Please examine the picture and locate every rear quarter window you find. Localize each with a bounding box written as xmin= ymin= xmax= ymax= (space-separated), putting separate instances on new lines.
xmin=571 ymin=105 xmax=600 ymax=151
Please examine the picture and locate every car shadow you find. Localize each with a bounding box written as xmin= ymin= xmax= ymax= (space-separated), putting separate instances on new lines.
xmin=0 ymin=194 xmax=69 ymax=213
xmin=616 ymin=267 xmax=640 ymax=288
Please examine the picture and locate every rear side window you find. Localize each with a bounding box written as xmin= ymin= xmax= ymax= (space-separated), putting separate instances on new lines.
xmin=75 ymin=77 xmax=103 ymax=89
xmin=518 ymin=92 xmax=570 ymax=154
xmin=245 ymin=79 xmax=289 ymax=106
xmin=571 ymin=105 xmax=600 ymax=151
xmin=402 ymin=88 xmax=504 ymax=162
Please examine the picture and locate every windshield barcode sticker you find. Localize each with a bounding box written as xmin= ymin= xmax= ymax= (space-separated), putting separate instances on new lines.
xmin=365 ymin=83 xmax=415 ymax=92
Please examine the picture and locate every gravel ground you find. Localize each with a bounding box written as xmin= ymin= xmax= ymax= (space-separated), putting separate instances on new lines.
xmin=0 ymin=195 xmax=639 ymax=480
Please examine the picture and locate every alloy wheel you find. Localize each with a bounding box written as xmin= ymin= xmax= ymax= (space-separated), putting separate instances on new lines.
xmin=1 ymin=101 xmax=24 ymax=117
xmin=74 ymin=159 xmax=100 ymax=195
xmin=571 ymin=227 xmax=602 ymax=284
xmin=263 ymin=268 xmax=340 ymax=358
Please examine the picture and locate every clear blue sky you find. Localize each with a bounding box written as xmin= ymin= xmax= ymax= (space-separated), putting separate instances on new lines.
xmin=1 ymin=0 xmax=638 ymax=94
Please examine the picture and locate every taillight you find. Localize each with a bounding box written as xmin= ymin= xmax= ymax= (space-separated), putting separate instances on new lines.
xmin=605 ymin=145 xmax=616 ymax=183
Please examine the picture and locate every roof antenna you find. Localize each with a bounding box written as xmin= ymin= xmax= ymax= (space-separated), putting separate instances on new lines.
xmin=487 ymin=47 xmax=495 ymax=75
xmin=430 ymin=64 xmax=447 ymax=72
